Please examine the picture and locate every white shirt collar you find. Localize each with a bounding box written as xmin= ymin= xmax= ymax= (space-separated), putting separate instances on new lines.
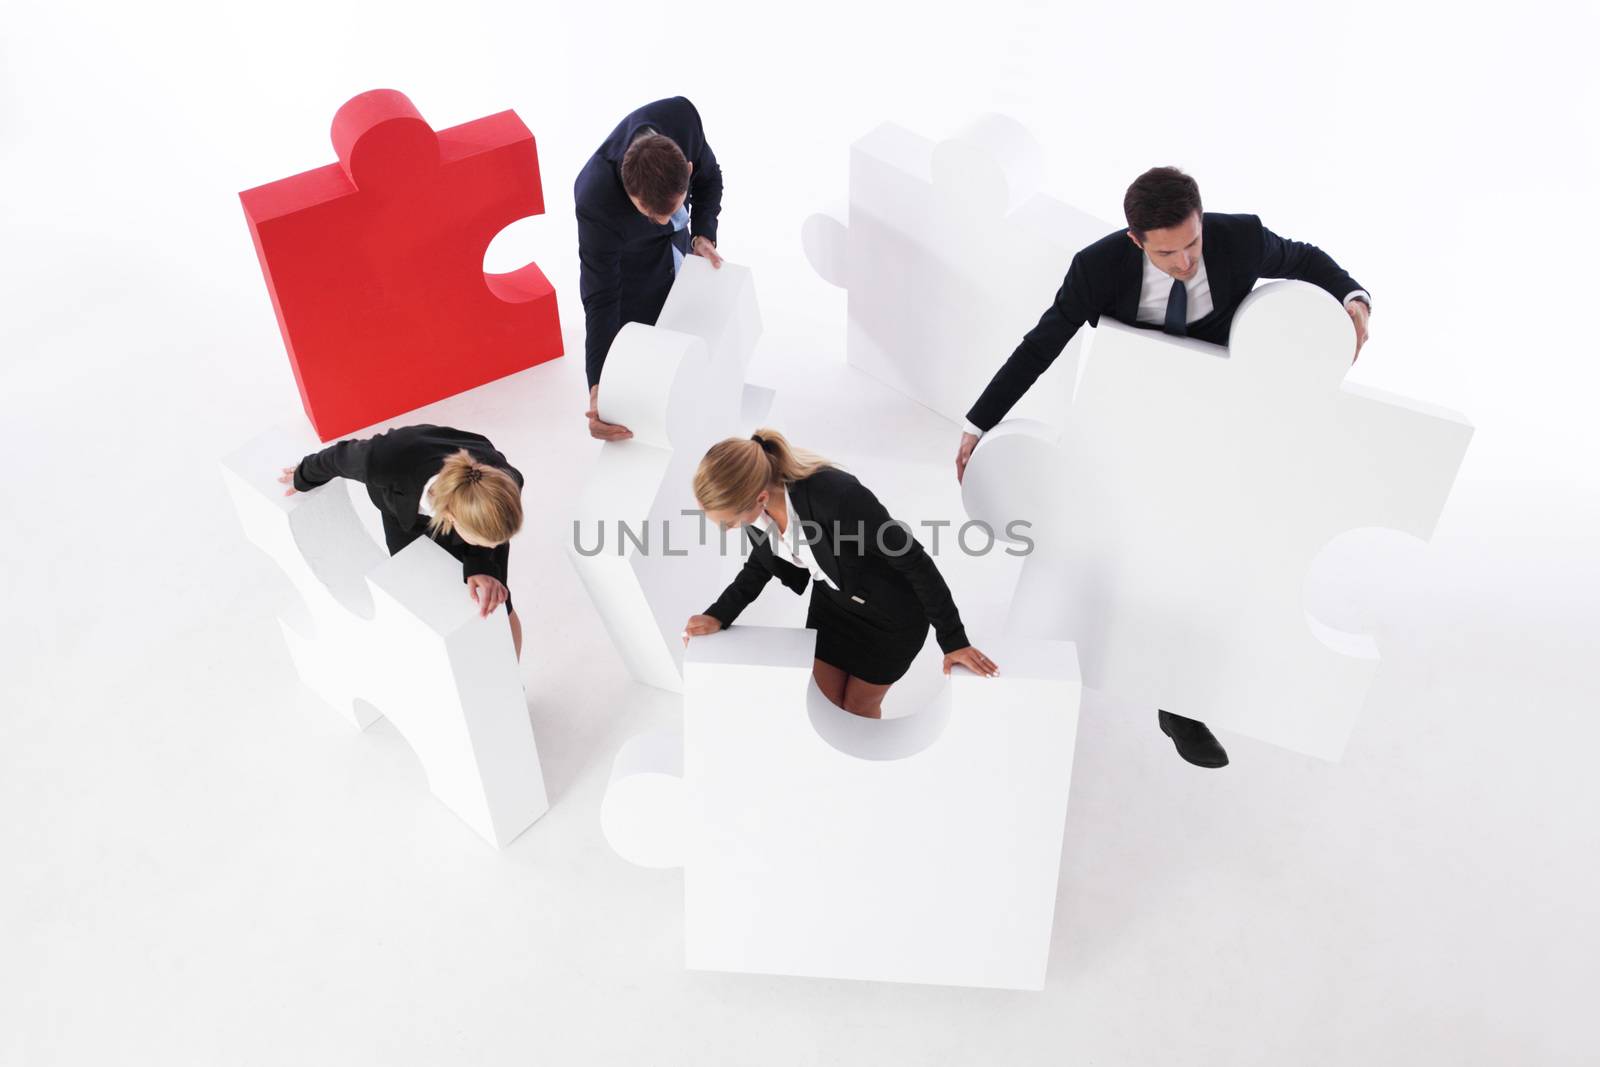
xmin=1137 ymin=251 xmax=1214 ymax=327
xmin=417 ymin=473 xmax=440 ymax=517
xmin=757 ymin=484 xmax=839 ymax=590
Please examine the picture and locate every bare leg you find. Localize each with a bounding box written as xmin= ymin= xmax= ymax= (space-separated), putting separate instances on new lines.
xmin=812 ymin=658 xmax=848 ymax=709
xmin=841 ymin=676 xmax=891 ymax=719
xmin=508 ymin=608 xmax=523 ymax=661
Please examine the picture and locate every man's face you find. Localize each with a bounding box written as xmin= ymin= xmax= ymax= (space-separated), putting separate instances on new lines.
xmin=628 ymin=160 xmax=694 ymax=225
xmin=456 ymin=529 xmax=500 ymax=549
xmin=1129 ymin=211 xmax=1203 ymax=280
xmin=629 ymin=190 xmax=687 ymax=226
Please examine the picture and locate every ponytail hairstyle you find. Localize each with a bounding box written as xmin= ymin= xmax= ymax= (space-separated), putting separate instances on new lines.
xmin=693 ymin=428 xmax=837 ymax=516
xmin=426 ymin=449 xmax=523 ymax=545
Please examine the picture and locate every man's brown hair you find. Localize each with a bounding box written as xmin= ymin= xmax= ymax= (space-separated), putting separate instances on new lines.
xmin=1123 ymin=166 xmax=1203 ymax=238
xmin=621 ymin=133 xmax=690 ymax=216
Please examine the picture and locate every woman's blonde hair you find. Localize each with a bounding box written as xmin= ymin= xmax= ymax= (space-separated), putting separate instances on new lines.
xmin=426 ymin=449 xmax=523 ymax=544
xmin=693 ymin=428 xmax=837 ymax=515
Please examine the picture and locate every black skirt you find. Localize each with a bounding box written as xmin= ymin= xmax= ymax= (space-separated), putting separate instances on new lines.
xmin=805 ymin=580 xmax=929 ymax=685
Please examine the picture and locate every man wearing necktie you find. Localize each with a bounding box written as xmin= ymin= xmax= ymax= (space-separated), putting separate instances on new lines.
xmin=575 ymin=96 xmax=725 ymax=442
xmin=955 ymin=166 xmax=1372 ymax=769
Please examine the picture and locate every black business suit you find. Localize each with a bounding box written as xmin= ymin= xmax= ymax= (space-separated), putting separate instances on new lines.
xmin=966 ymin=212 xmax=1367 ymax=430
xmin=704 ymin=466 xmax=969 ymax=684
xmin=292 ymin=424 xmax=525 ymax=613
xmin=574 ymin=96 xmax=723 ymax=389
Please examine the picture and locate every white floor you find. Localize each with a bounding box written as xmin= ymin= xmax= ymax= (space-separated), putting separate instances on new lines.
xmin=5 ymin=285 xmax=1598 ymax=1063
xmin=5 ymin=2 xmax=1600 ymax=1062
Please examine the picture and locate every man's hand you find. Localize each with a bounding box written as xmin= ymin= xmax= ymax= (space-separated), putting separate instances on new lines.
xmin=278 ymin=465 xmax=300 ymax=497
xmin=955 ymin=431 xmax=980 ymax=484
xmin=586 ymin=383 xmax=633 ymax=441
xmin=467 ymin=574 xmax=509 ymax=617
xmin=682 ymin=613 xmax=724 ymax=645
xmin=1347 ymin=299 xmax=1371 ymax=361
xmin=690 ymin=235 xmax=723 ymax=269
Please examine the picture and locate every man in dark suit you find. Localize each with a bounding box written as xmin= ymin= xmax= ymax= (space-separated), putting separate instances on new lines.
xmin=574 ymin=96 xmax=724 ymax=442
xmin=955 ymin=166 xmax=1372 ymax=769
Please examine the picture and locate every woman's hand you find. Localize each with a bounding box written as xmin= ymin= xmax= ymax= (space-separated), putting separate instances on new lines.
xmin=682 ymin=613 xmax=724 ymax=646
xmin=467 ymin=575 xmax=509 ymax=617
xmin=942 ymin=645 xmax=999 ymax=677
xmin=278 ymin=466 xmax=300 ymax=496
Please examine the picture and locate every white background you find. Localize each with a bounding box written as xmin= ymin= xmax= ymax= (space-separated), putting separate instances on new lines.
xmin=3 ymin=1 xmax=1598 ymax=1064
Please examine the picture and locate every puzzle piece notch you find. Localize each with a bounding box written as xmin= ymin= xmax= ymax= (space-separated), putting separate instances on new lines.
xmin=569 ymin=257 xmax=774 ymax=693
xmin=603 ymin=624 xmax=1082 ymax=990
xmin=239 ymin=89 xmax=562 ymax=442
xmin=803 ymin=114 xmax=1110 ymax=428
xmin=222 ymin=424 xmax=548 ymax=848
xmin=961 ymin=281 xmax=1473 ymax=760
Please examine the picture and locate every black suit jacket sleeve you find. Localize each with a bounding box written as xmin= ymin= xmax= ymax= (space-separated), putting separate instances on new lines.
xmin=578 ymin=205 xmax=626 ymax=389
xmin=686 ymin=103 xmax=722 ymax=245
xmin=293 ymin=436 xmax=373 ymax=492
xmin=847 ymin=483 xmax=971 ymax=655
xmin=703 ymin=536 xmax=774 ymax=629
xmin=295 ymin=431 xmax=520 ymax=586
xmin=965 ymin=250 xmax=1100 ymax=432
xmin=1256 ymin=219 xmax=1365 ymax=303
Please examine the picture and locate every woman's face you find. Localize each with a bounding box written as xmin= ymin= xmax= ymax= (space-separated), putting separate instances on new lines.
xmin=451 ymin=520 xmax=502 ymax=549
xmin=703 ymin=490 xmax=768 ymax=531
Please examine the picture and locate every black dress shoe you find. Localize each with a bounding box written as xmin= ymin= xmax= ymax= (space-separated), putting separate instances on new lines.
xmin=1157 ymin=710 xmax=1229 ymax=768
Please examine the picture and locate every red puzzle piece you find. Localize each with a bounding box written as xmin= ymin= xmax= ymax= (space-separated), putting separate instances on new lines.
xmin=240 ymin=89 xmax=563 ymax=441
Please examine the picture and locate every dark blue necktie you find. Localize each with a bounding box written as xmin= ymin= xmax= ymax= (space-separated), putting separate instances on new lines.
xmin=1163 ymin=277 xmax=1188 ymax=336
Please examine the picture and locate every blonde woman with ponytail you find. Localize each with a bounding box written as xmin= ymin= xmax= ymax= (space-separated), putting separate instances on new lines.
xmin=278 ymin=424 xmax=528 ymax=658
xmin=683 ymin=429 xmax=998 ymax=718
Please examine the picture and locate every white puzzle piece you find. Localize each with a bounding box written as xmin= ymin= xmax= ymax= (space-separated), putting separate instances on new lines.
xmin=569 ymin=256 xmax=774 ymax=692
xmin=804 ymin=114 xmax=1110 ymax=429
xmin=222 ymin=425 xmax=549 ymax=848
xmin=961 ymin=281 xmax=1473 ymax=761
xmin=602 ymin=625 xmax=1081 ymax=990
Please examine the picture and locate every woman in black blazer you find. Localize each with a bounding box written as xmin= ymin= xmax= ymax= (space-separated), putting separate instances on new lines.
xmin=276 ymin=424 xmax=527 ymax=658
xmin=683 ymin=428 xmax=997 ymax=718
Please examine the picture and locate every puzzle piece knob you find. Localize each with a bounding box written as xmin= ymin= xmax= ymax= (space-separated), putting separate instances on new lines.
xmin=601 ymin=730 xmax=685 ymax=869
xmin=332 ymin=89 xmax=441 ymax=191
xmin=1227 ymin=280 xmax=1355 ymax=391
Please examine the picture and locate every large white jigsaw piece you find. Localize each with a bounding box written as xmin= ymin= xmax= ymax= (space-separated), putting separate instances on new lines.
xmin=602 ymin=626 xmax=1081 ymax=990
xmin=222 ymin=425 xmax=549 ymax=847
xmin=568 ymin=256 xmax=774 ymax=692
xmin=961 ymin=281 xmax=1473 ymax=760
xmin=804 ymin=114 xmax=1110 ymax=429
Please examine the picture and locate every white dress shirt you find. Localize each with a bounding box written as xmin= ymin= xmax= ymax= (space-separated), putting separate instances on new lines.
xmin=755 ymin=484 xmax=840 ymax=591
xmin=417 ymin=472 xmax=440 ymax=517
xmin=961 ymin=256 xmax=1371 ymax=438
xmin=1135 ymin=253 xmax=1215 ymax=327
